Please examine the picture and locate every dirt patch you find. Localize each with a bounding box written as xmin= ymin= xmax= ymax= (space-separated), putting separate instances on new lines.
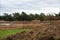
xmin=0 ymin=21 xmax=60 ymax=29
xmin=0 ymin=21 xmax=41 ymax=30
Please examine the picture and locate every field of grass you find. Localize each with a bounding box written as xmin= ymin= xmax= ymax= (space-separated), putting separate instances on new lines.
xmin=0 ymin=28 xmax=32 ymax=39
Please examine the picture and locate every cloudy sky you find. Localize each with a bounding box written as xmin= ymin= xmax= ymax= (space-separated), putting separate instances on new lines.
xmin=0 ymin=0 xmax=60 ymax=15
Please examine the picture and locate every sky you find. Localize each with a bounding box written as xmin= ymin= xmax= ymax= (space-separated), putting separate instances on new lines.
xmin=0 ymin=0 xmax=60 ymax=15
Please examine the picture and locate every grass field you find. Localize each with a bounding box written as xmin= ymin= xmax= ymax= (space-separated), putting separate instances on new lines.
xmin=0 ymin=28 xmax=32 ymax=39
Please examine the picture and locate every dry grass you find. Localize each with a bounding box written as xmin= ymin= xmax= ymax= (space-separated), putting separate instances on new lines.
xmin=0 ymin=20 xmax=60 ymax=40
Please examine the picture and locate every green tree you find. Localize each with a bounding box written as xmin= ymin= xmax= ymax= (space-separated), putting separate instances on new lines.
xmin=39 ymin=13 xmax=45 ymax=21
xmin=3 ymin=13 xmax=13 ymax=21
xmin=55 ymin=12 xmax=60 ymax=16
xmin=13 ymin=12 xmax=20 ymax=21
xmin=21 ymin=12 xmax=28 ymax=21
xmin=35 ymin=14 xmax=40 ymax=20
xmin=0 ymin=16 xmax=3 ymax=20
xmin=20 ymin=12 xmax=34 ymax=21
xmin=54 ymin=12 xmax=60 ymax=20
xmin=29 ymin=14 xmax=35 ymax=20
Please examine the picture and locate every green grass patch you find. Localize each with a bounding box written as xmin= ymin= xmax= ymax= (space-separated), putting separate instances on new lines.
xmin=0 ymin=29 xmax=32 ymax=39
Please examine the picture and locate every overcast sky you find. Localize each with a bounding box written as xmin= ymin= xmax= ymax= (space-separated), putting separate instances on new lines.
xmin=0 ymin=0 xmax=60 ymax=15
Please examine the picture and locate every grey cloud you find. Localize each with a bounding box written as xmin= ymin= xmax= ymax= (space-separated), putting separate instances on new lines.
xmin=0 ymin=0 xmax=60 ymax=14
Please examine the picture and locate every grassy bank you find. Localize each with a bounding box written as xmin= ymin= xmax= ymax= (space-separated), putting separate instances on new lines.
xmin=0 ymin=28 xmax=32 ymax=39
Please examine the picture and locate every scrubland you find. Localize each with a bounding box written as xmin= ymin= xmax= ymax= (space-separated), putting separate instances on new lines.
xmin=0 ymin=20 xmax=60 ymax=40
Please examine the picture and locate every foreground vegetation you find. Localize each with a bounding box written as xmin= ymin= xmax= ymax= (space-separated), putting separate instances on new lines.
xmin=0 ymin=29 xmax=32 ymax=40
xmin=2 ymin=21 xmax=60 ymax=40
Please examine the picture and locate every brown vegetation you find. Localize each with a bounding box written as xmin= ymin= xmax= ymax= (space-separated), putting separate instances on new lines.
xmin=2 ymin=21 xmax=60 ymax=40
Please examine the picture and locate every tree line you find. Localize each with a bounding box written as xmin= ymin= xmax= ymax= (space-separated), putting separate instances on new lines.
xmin=0 ymin=12 xmax=60 ymax=21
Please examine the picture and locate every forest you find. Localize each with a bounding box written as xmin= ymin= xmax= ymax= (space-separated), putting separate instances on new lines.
xmin=0 ymin=12 xmax=60 ymax=21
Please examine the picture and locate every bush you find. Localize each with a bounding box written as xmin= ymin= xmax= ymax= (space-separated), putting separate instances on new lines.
xmin=38 ymin=36 xmax=55 ymax=40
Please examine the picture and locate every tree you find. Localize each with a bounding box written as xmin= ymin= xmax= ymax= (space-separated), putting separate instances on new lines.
xmin=55 ymin=12 xmax=60 ymax=16
xmin=35 ymin=14 xmax=40 ymax=20
xmin=3 ymin=13 xmax=13 ymax=21
xmin=47 ymin=14 xmax=54 ymax=20
xmin=13 ymin=12 xmax=20 ymax=21
xmin=20 ymin=12 xmax=27 ymax=21
xmin=39 ymin=13 xmax=45 ymax=21
xmin=0 ymin=16 xmax=3 ymax=20
xmin=29 ymin=14 xmax=35 ymax=20
xmin=54 ymin=12 xmax=60 ymax=20
xmin=20 ymin=12 xmax=36 ymax=21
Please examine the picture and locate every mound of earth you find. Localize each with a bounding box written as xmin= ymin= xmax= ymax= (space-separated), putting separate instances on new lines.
xmin=2 ymin=22 xmax=60 ymax=40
